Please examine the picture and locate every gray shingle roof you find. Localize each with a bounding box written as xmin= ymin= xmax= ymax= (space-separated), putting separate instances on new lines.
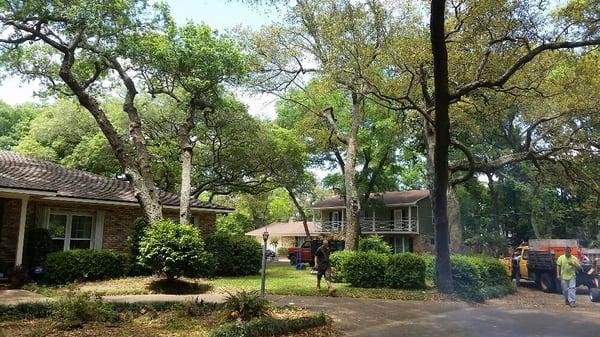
xmin=0 ymin=151 xmax=232 ymax=211
xmin=310 ymin=190 xmax=430 ymax=209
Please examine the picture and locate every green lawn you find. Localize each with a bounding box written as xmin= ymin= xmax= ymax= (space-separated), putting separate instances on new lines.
xmin=26 ymin=263 xmax=440 ymax=301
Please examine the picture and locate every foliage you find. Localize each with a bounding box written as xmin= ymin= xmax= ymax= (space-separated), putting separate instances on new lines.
xmin=209 ymin=314 xmax=327 ymax=337
xmin=223 ymin=290 xmax=269 ymax=321
xmin=0 ymin=302 xmax=52 ymax=321
xmin=127 ymin=217 xmax=152 ymax=276
xmin=204 ymin=233 xmax=262 ymax=276
xmin=422 ymin=254 xmax=436 ymax=285
xmin=385 ymin=253 xmax=426 ymax=290
xmin=0 ymin=102 xmax=39 ymax=150
xmin=358 ymin=235 xmax=391 ymax=255
xmin=138 ymin=219 xmax=213 ymax=279
xmin=344 ymin=252 xmax=388 ymax=288
xmin=443 ymin=255 xmax=513 ymax=302
xmin=329 ymin=250 xmax=354 ymax=283
xmin=51 ymin=289 xmax=119 ymax=325
xmin=25 ymin=227 xmax=53 ymax=267
xmin=215 ymin=212 xmax=255 ymax=235
xmin=43 ymin=249 xmax=129 ymax=285
xmin=277 ymin=247 xmax=288 ymax=256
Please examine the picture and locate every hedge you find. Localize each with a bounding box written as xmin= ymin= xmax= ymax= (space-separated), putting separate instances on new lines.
xmin=209 ymin=314 xmax=327 ymax=337
xmin=205 ymin=233 xmax=262 ymax=276
xmin=344 ymin=251 xmax=388 ymax=288
xmin=358 ymin=235 xmax=391 ymax=254
xmin=385 ymin=253 xmax=426 ymax=289
xmin=427 ymin=254 xmax=513 ymax=302
xmin=44 ymin=249 xmax=129 ymax=284
xmin=329 ymin=250 xmax=354 ymax=283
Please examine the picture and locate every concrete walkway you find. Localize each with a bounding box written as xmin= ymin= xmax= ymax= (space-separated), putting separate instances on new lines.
xmin=0 ymin=289 xmax=48 ymax=305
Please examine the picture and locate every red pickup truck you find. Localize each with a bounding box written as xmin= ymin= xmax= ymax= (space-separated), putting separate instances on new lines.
xmin=288 ymin=241 xmax=314 ymax=266
xmin=287 ymin=240 xmax=345 ymax=266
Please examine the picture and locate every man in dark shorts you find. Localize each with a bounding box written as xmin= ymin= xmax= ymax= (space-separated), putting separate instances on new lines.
xmin=314 ymin=240 xmax=335 ymax=294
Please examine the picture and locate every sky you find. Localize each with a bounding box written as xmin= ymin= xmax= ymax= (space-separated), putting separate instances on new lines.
xmin=0 ymin=0 xmax=281 ymax=119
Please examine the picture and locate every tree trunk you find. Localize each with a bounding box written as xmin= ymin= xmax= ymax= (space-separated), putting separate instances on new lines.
xmin=447 ymin=186 xmax=463 ymax=253
xmin=344 ymin=92 xmax=363 ymax=251
xmin=287 ymin=188 xmax=311 ymax=241
xmin=179 ymin=145 xmax=193 ymax=225
xmin=430 ymin=0 xmax=454 ymax=293
xmin=58 ymin=54 xmax=163 ymax=223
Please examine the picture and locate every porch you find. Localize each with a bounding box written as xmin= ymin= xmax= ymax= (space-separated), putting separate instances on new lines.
xmin=313 ymin=206 xmax=419 ymax=234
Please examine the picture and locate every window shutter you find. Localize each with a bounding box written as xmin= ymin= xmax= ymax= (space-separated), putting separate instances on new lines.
xmin=94 ymin=211 xmax=105 ymax=249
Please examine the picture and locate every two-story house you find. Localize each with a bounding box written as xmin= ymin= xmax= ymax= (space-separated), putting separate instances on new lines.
xmin=309 ymin=190 xmax=434 ymax=253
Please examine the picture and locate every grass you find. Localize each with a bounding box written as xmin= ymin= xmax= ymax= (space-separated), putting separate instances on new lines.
xmin=25 ymin=263 xmax=439 ymax=301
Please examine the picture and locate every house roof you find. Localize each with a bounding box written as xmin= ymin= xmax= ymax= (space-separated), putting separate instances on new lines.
xmin=309 ymin=190 xmax=430 ymax=209
xmin=246 ymin=221 xmax=318 ymax=237
xmin=0 ymin=150 xmax=233 ymax=212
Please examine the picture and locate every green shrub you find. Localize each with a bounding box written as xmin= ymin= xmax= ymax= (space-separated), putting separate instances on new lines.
xmin=358 ymin=235 xmax=391 ymax=254
xmin=385 ymin=253 xmax=426 ymax=289
xmin=51 ymin=289 xmax=119 ymax=325
xmin=209 ymin=314 xmax=327 ymax=337
xmin=223 ymin=291 xmax=269 ymax=321
xmin=329 ymin=250 xmax=354 ymax=282
xmin=421 ymin=254 xmax=436 ymax=284
xmin=465 ymin=255 xmax=513 ymax=299
xmin=138 ymin=219 xmax=214 ymax=279
xmin=44 ymin=249 xmax=129 ymax=284
xmin=277 ymin=247 xmax=288 ymax=257
xmin=0 ymin=302 xmax=52 ymax=321
xmin=449 ymin=255 xmax=484 ymax=302
xmin=205 ymin=233 xmax=261 ymax=276
xmin=127 ymin=217 xmax=152 ymax=276
xmin=344 ymin=251 xmax=388 ymax=288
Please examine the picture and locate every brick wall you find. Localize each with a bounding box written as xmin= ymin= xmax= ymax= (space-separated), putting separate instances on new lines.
xmin=0 ymin=198 xmax=21 ymax=267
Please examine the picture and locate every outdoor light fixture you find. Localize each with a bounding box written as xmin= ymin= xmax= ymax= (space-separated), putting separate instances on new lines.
xmin=260 ymin=229 xmax=269 ymax=298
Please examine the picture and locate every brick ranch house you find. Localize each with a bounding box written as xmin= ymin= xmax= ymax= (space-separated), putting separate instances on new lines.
xmin=309 ymin=190 xmax=435 ymax=253
xmin=0 ymin=151 xmax=232 ymax=275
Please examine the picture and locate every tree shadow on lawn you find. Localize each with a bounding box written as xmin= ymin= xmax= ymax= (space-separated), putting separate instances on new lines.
xmin=148 ymin=278 xmax=212 ymax=295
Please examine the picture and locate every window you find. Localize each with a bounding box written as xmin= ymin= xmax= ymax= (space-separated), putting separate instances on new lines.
xmin=331 ymin=211 xmax=340 ymax=223
xmin=47 ymin=211 xmax=94 ymax=251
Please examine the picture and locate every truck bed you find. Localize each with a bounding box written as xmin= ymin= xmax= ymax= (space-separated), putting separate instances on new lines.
xmin=528 ymin=250 xmax=556 ymax=271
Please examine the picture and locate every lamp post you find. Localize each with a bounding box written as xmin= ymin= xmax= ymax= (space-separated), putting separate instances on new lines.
xmin=261 ymin=229 xmax=269 ymax=299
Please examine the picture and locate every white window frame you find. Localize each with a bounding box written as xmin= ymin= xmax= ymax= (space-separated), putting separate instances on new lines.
xmin=45 ymin=210 xmax=95 ymax=251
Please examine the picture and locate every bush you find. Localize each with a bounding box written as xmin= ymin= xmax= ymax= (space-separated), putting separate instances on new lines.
xmin=421 ymin=254 xmax=436 ymax=284
xmin=464 ymin=255 xmax=513 ymax=299
xmin=44 ymin=249 xmax=129 ymax=284
xmin=209 ymin=314 xmax=327 ymax=337
xmin=0 ymin=302 xmax=52 ymax=321
xmin=385 ymin=253 xmax=426 ymax=289
xmin=329 ymin=250 xmax=354 ymax=283
xmin=449 ymin=255 xmax=485 ymax=302
xmin=205 ymin=233 xmax=261 ymax=276
xmin=138 ymin=219 xmax=214 ymax=279
xmin=277 ymin=247 xmax=288 ymax=257
xmin=223 ymin=291 xmax=269 ymax=321
xmin=344 ymin=251 xmax=388 ymax=288
xmin=358 ymin=235 xmax=391 ymax=254
xmin=51 ymin=289 xmax=119 ymax=325
xmin=127 ymin=217 xmax=152 ymax=276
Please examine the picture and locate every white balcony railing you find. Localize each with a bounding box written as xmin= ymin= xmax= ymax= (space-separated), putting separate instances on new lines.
xmin=316 ymin=218 xmax=418 ymax=234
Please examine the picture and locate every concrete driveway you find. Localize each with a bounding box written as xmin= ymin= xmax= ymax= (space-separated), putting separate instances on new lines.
xmin=271 ymin=288 xmax=600 ymax=337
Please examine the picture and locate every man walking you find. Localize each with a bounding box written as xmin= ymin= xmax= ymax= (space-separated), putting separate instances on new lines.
xmin=557 ymin=246 xmax=581 ymax=307
xmin=315 ymin=240 xmax=336 ymax=294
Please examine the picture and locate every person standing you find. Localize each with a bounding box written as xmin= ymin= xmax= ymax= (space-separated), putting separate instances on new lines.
xmin=314 ymin=240 xmax=336 ymax=294
xmin=557 ymin=246 xmax=581 ymax=307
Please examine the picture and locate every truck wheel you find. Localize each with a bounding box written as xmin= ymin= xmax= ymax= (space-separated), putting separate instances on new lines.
xmin=590 ymin=288 xmax=600 ymax=302
xmin=540 ymin=273 xmax=557 ymax=293
xmin=308 ymin=260 xmax=315 ymax=267
xmin=289 ymin=255 xmax=296 ymax=265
